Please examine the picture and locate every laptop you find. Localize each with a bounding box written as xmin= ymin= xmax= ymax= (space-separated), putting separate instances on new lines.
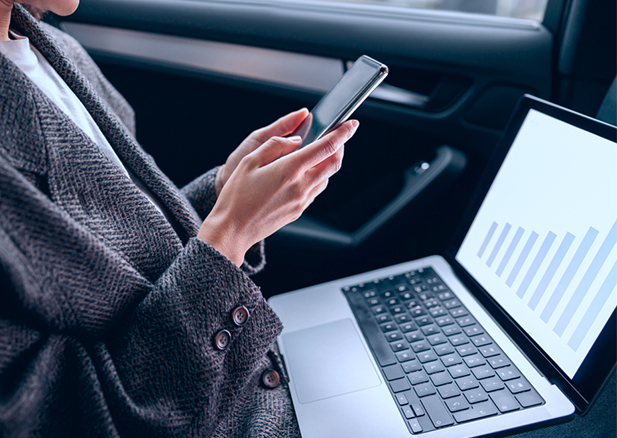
xmin=268 ymin=95 xmax=617 ymax=437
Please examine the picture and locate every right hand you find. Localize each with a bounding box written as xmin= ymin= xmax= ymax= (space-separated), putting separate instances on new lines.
xmin=197 ymin=120 xmax=359 ymax=266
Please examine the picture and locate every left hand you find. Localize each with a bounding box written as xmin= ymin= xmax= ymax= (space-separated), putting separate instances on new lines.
xmin=215 ymin=108 xmax=309 ymax=195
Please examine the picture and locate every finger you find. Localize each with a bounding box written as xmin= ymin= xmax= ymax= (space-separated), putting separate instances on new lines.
xmin=291 ymin=120 xmax=358 ymax=170
xmin=253 ymin=108 xmax=309 ymax=142
xmin=305 ymin=143 xmax=345 ymax=186
xmin=249 ymin=135 xmax=303 ymax=167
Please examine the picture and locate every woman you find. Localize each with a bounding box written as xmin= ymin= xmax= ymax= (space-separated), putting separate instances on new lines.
xmin=0 ymin=0 xmax=357 ymax=436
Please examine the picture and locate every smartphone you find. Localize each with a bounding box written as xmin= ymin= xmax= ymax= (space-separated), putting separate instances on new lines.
xmin=292 ymin=55 xmax=388 ymax=148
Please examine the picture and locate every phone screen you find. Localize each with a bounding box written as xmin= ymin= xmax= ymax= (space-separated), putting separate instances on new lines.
xmin=293 ymin=56 xmax=388 ymax=148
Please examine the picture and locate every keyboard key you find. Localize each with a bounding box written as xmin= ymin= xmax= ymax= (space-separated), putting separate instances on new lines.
xmin=464 ymin=388 xmax=489 ymax=404
xmin=434 ymin=344 xmax=455 ymax=357
xmin=400 ymin=322 xmax=417 ymax=333
xmin=490 ymin=389 xmax=520 ymax=413
xmin=391 ymin=306 xmax=406 ymax=314
xmin=417 ymin=351 xmax=438 ymax=363
xmin=449 ymin=334 xmax=469 ymax=346
xmin=386 ymin=331 xmax=404 ymax=342
xmin=383 ymin=364 xmax=405 ymax=381
xmin=386 ymin=298 xmax=401 ymax=306
xmin=437 ymin=291 xmax=453 ymax=301
xmin=442 ymin=299 xmax=461 ymax=309
xmin=455 ymin=376 xmax=479 ymax=391
xmin=481 ymin=376 xmax=505 ymax=392
xmin=515 ymin=390 xmax=544 ymax=408
xmin=472 ymin=365 xmax=495 ymax=380
xmin=443 ymin=325 xmax=462 ymax=336
xmin=441 ymin=354 xmax=462 ymax=367
xmin=424 ymin=361 xmax=445 ymax=374
xmin=395 ymin=314 xmax=412 ymax=324
xmin=414 ymin=383 xmax=437 ymax=398
xmin=402 ymin=360 xmax=423 ymax=374
xmin=430 ymin=308 xmax=448 ymax=317
xmin=430 ymin=371 xmax=452 ymax=387
xmin=405 ymin=331 xmax=424 ymax=343
xmin=427 ymin=334 xmax=447 ymax=346
xmin=471 ymin=335 xmax=492 ymax=347
xmin=421 ymin=324 xmax=440 ymax=336
xmin=410 ymin=307 xmax=427 ymax=317
xmin=448 ymin=365 xmax=470 ymax=378
xmin=456 ymin=345 xmax=478 ymax=357
xmin=479 ymin=345 xmax=501 ymax=358
xmin=375 ymin=313 xmax=392 ymax=323
xmin=402 ymin=405 xmax=415 ymax=419
xmin=372 ymin=305 xmax=387 ymax=314
xmin=411 ymin=340 xmax=430 ymax=353
xmin=445 ymin=395 xmax=470 ymax=412
xmin=464 ymin=354 xmax=486 ymax=368
xmin=396 ymin=350 xmax=415 ymax=363
xmin=506 ymin=378 xmax=532 ymax=394
xmin=464 ymin=325 xmax=484 ymax=336
xmin=421 ymin=395 xmax=455 ymax=428
xmin=435 ymin=315 xmax=455 ymax=326
xmin=397 ymin=393 xmax=409 ymax=405
xmin=456 ymin=316 xmax=476 ymax=327
xmin=438 ymin=383 xmax=461 ymax=399
xmin=424 ymin=299 xmax=439 ymax=308
xmin=390 ymin=378 xmax=412 ymax=393
xmin=380 ymin=322 xmax=397 ymax=332
xmin=408 ymin=371 xmax=430 ymax=385
xmin=415 ymin=316 xmax=433 ymax=326
xmin=408 ymin=418 xmax=423 ymax=433
xmin=488 ymin=355 xmax=511 ymax=369
xmin=450 ymin=308 xmax=468 ymax=318
xmin=497 ymin=366 xmax=521 ymax=381
xmin=391 ymin=341 xmax=410 ymax=352
xmin=410 ymin=400 xmax=425 ymax=417
xmin=452 ymin=400 xmax=497 ymax=423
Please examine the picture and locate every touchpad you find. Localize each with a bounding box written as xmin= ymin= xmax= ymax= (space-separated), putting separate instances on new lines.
xmin=282 ymin=319 xmax=381 ymax=404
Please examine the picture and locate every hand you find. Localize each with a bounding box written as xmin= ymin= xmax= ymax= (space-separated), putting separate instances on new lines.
xmin=198 ymin=119 xmax=359 ymax=266
xmin=215 ymin=108 xmax=309 ymax=196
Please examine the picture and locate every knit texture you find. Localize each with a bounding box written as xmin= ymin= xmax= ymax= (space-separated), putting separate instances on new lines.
xmin=0 ymin=5 xmax=298 ymax=437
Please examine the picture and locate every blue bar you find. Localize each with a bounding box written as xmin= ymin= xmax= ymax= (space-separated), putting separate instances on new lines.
xmin=497 ymin=227 xmax=524 ymax=277
xmin=554 ymin=219 xmax=617 ymax=336
xmin=568 ymin=259 xmax=617 ymax=351
xmin=528 ymin=232 xmax=575 ymax=311
xmin=507 ymin=232 xmax=538 ymax=288
xmin=541 ymin=227 xmax=599 ymax=323
xmin=516 ymin=232 xmax=556 ymax=298
xmin=487 ymin=223 xmax=511 ymax=268
xmin=478 ymin=222 xmax=498 ymax=259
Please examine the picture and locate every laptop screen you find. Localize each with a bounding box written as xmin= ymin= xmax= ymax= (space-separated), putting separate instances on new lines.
xmin=453 ymin=97 xmax=616 ymax=401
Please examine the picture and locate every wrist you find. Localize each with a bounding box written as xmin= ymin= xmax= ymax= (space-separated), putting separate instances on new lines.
xmin=197 ymin=212 xmax=247 ymax=267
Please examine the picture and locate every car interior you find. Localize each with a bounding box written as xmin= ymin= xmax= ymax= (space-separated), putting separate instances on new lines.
xmin=48 ymin=0 xmax=615 ymax=435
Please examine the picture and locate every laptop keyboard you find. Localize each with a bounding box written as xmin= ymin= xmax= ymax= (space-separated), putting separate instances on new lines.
xmin=342 ymin=267 xmax=544 ymax=434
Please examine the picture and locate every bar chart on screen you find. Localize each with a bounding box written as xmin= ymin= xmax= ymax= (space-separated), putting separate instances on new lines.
xmin=476 ymin=218 xmax=617 ymax=352
xmin=456 ymin=108 xmax=617 ymax=377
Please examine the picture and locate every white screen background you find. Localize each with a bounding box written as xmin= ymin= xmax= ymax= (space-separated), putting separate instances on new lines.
xmin=456 ymin=109 xmax=617 ymax=378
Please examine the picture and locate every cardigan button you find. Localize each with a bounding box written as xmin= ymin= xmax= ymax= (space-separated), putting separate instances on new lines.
xmin=213 ymin=329 xmax=231 ymax=351
xmin=231 ymin=305 xmax=250 ymax=326
xmin=261 ymin=369 xmax=280 ymax=389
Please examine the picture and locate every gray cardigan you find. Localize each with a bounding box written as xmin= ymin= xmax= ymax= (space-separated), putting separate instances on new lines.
xmin=0 ymin=5 xmax=299 ymax=437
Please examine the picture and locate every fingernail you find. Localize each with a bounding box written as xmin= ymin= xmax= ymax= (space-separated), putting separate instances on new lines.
xmin=347 ymin=120 xmax=359 ymax=139
xmin=288 ymin=135 xmax=302 ymax=142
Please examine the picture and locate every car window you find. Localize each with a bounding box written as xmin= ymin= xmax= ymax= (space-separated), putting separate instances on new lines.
xmin=282 ymin=0 xmax=549 ymax=21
